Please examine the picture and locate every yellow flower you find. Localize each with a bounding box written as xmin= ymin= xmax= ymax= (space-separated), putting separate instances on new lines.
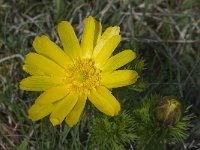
xmin=20 ymin=16 xmax=139 ymax=127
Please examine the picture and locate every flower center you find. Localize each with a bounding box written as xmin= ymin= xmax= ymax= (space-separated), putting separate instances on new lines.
xmin=64 ymin=58 xmax=101 ymax=95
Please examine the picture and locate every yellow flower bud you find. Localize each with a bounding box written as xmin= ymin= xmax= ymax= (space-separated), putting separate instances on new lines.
xmin=154 ymin=97 xmax=181 ymax=125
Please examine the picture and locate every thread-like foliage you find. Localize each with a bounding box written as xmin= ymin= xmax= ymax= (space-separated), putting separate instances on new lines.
xmin=89 ymin=111 xmax=137 ymax=150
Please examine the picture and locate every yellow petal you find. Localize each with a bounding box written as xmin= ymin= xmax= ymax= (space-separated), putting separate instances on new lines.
xmin=93 ymin=19 xmax=102 ymax=48
xmin=81 ymin=16 xmax=96 ymax=58
xmin=28 ymin=103 xmax=41 ymax=116
xmin=50 ymin=93 xmax=78 ymax=126
xmin=35 ymin=85 xmax=69 ymax=104
xmin=20 ymin=76 xmax=64 ymax=91
xmin=65 ymin=95 xmax=87 ymax=127
xmin=28 ymin=103 xmax=54 ymax=121
xmin=23 ymin=53 xmax=65 ymax=76
xmin=88 ymin=89 xmax=115 ymax=116
xmin=57 ymin=21 xmax=81 ymax=59
xmin=97 ymin=86 xmax=120 ymax=115
xmin=101 ymin=70 xmax=139 ymax=88
xmin=102 ymin=50 xmax=136 ymax=72
xmin=93 ymin=35 xmax=121 ymax=67
xmin=33 ymin=35 xmax=72 ymax=69
xmin=92 ymin=26 xmax=120 ymax=57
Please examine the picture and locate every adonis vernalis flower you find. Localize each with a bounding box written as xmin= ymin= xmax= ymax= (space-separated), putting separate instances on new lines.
xmin=20 ymin=16 xmax=139 ymax=127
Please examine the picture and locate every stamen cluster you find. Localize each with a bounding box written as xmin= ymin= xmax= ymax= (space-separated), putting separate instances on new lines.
xmin=64 ymin=58 xmax=101 ymax=95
